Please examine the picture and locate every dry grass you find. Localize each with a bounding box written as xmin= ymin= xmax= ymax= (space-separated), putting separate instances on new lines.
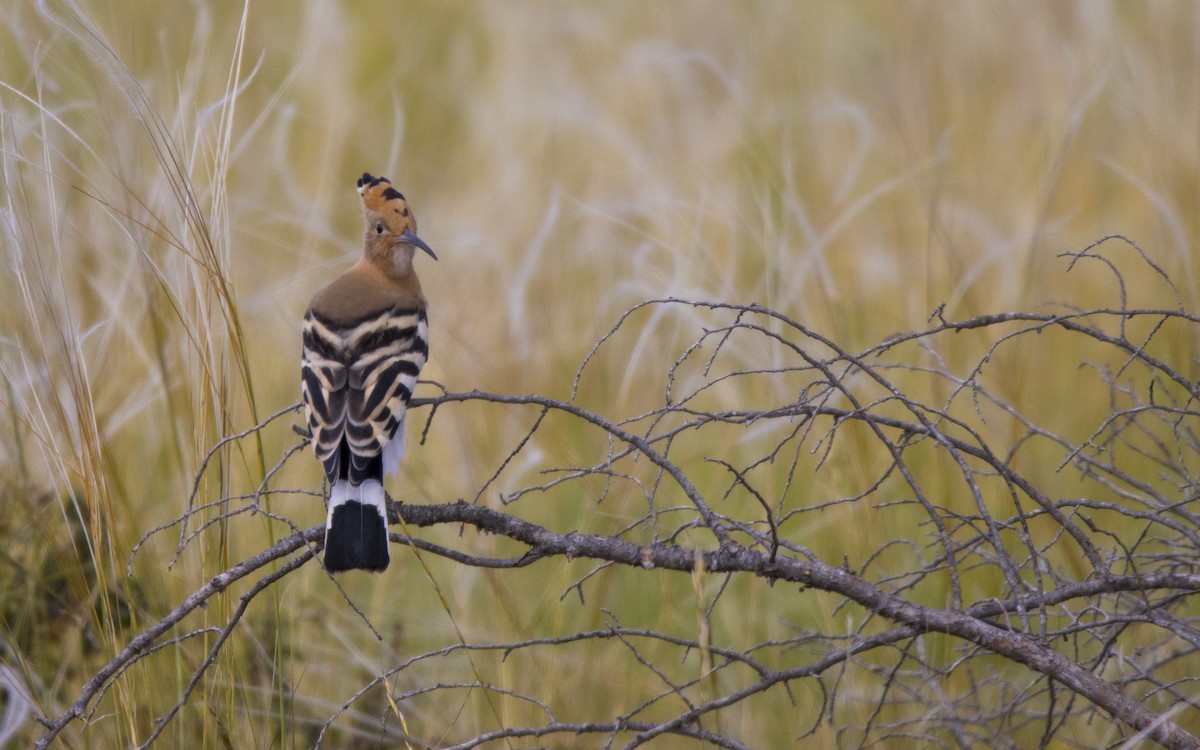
xmin=3 ymin=1 xmax=1200 ymax=747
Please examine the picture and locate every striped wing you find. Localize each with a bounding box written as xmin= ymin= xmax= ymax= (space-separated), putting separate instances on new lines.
xmin=302 ymin=306 xmax=428 ymax=484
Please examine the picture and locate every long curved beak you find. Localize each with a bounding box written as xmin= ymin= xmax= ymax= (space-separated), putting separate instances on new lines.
xmin=399 ymin=229 xmax=438 ymax=261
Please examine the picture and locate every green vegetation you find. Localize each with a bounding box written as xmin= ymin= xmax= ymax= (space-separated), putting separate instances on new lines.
xmin=3 ymin=2 xmax=1200 ymax=747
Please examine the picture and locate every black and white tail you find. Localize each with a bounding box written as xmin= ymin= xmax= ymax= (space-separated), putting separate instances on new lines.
xmin=323 ymin=479 xmax=390 ymax=572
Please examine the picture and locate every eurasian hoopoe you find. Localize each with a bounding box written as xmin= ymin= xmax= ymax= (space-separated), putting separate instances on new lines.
xmin=301 ymin=172 xmax=436 ymax=573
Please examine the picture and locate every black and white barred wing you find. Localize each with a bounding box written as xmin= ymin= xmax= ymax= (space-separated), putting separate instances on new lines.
xmin=301 ymin=307 xmax=428 ymax=484
xmin=301 ymin=310 xmax=350 ymax=483
xmin=345 ymin=307 xmax=428 ymax=478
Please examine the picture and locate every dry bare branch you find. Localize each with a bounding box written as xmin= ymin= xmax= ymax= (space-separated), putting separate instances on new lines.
xmin=36 ymin=237 xmax=1200 ymax=749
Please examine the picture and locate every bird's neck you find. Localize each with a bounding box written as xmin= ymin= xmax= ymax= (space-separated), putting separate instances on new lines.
xmin=365 ymin=244 xmax=418 ymax=281
xmin=354 ymin=255 xmax=425 ymax=302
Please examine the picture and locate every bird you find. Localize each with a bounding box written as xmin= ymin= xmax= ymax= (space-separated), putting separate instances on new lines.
xmin=301 ymin=172 xmax=437 ymax=572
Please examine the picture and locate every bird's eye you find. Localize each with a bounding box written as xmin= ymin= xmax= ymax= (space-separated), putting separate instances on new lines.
xmin=375 ymin=223 xmax=385 ymax=235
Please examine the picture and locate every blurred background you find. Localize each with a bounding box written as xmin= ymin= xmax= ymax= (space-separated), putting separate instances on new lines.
xmin=2 ymin=1 xmax=1200 ymax=747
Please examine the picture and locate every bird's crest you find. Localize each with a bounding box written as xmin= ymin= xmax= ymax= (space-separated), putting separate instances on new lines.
xmin=357 ymin=172 xmax=413 ymax=230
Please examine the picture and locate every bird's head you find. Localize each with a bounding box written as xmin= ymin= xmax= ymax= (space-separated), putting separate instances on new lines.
xmin=357 ymin=172 xmax=437 ymax=274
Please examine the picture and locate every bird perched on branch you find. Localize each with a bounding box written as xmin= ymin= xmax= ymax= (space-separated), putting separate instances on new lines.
xmin=301 ymin=172 xmax=437 ymax=572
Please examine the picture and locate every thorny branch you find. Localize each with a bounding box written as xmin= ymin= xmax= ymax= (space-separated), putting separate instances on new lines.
xmin=35 ymin=237 xmax=1200 ymax=748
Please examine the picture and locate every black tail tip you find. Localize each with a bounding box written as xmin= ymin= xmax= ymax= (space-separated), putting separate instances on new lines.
xmin=324 ymin=501 xmax=390 ymax=573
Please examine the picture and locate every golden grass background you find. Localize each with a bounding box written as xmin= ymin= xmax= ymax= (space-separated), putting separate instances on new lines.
xmin=3 ymin=1 xmax=1200 ymax=747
